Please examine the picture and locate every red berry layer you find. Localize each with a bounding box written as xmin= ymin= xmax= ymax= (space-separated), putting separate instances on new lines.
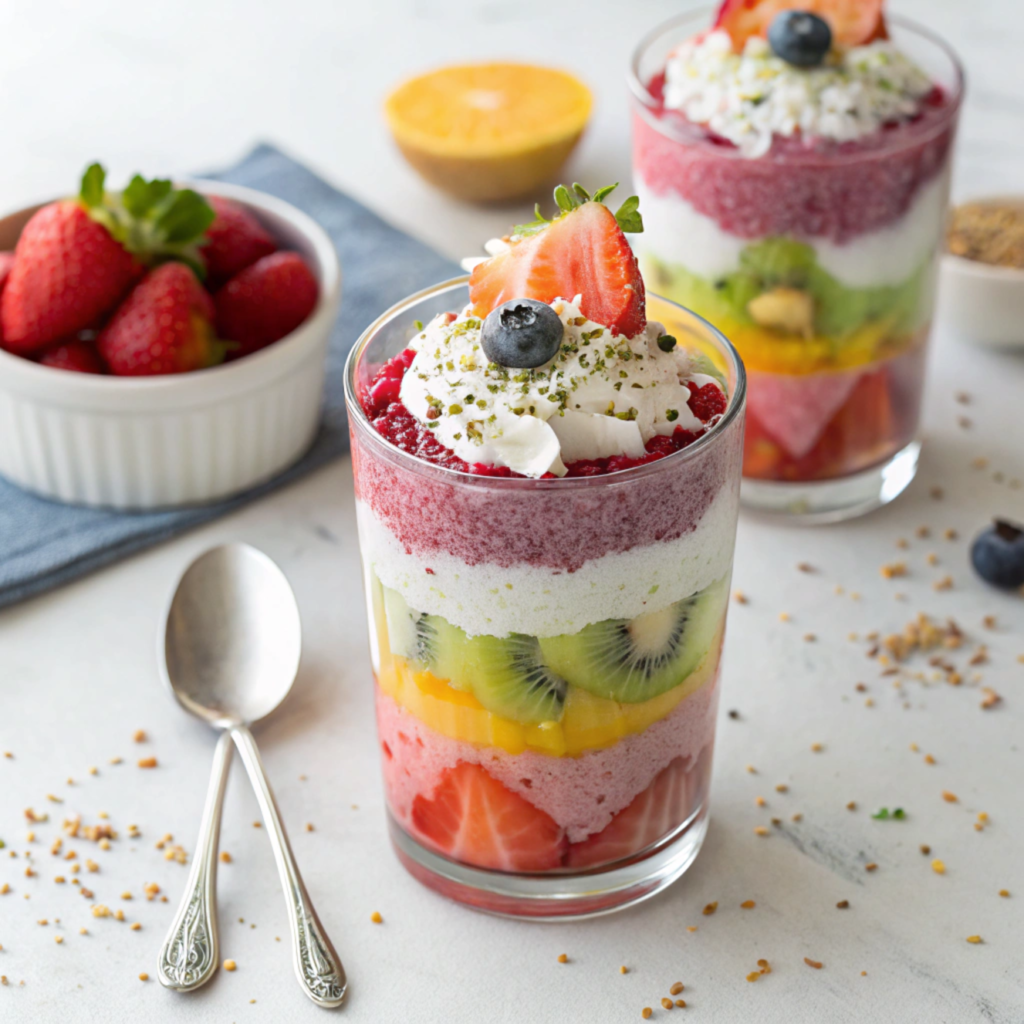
xmin=352 ymin=349 xmax=743 ymax=572
xmin=635 ymin=76 xmax=956 ymax=243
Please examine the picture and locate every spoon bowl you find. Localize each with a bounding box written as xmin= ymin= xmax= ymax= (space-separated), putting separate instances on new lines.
xmin=163 ymin=543 xmax=302 ymax=727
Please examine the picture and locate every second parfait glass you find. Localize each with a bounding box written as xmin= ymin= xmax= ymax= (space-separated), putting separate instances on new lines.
xmin=345 ymin=279 xmax=745 ymax=918
xmin=630 ymin=13 xmax=963 ymax=521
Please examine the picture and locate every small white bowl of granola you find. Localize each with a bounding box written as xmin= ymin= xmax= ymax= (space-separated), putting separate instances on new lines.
xmin=939 ymin=198 xmax=1024 ymax=348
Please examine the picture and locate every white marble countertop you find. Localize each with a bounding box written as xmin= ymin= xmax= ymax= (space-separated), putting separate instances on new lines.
xmin=1 ymin=1 xmax=1022 ymax=1021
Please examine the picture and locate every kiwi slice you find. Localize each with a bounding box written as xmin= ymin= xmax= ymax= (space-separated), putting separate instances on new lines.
xmin=381 ymin=586 xmax=471 ymax=689
xmin=459 ymin=633 xmax=567 ymax=724
xmin=539 ymin=582 xmax=724 ymax=703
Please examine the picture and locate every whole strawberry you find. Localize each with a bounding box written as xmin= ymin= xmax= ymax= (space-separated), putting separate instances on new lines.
xmin=98 ymin=262 xmax=220 ymax=376
xmin=202 ymin=196 xmax=277 ymax=288
xmin=1 ymin=164 xmax=215 ymax=357
xmin=39 ymin=339 xmax=106 ymax=374
xmin=215 ymin=252 xmax=319 ymax=358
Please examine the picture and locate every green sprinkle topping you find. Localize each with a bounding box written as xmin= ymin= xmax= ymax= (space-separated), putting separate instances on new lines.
xmin=658 ymin=335 xmax=677 ymax=352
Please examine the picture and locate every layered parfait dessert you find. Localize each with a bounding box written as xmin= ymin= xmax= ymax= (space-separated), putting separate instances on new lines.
xmin=345 ymin=185 xmax=745 ymax=916
xmin=631 ymin=0 xmax=962 ymax=514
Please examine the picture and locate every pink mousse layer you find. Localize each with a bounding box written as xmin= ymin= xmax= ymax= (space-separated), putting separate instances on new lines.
xmin=633 ymin=103 xmax=956 ymax=243
xmin=375 ymin=673 xmax=719 ymax=844
xmin=351 ymin=418 xmax=741 ymax=574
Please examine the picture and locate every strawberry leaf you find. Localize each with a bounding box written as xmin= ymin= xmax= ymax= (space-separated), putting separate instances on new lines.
xmin=152 ymin=189 xmax=216 ymax=244
xmin=571 ymin=183 xmax=591 ymax=203
xmin=591 ymin=183 xmax=618 ymax=204
xmin=80 ymin=163 xmax=106 ymax=208
xmin=122 ymin=175 xmax=172 ymax=218
xmin=614 ymin=195 xmax=644 ymax=234
xmin=553 ymin=185 xmax=579 ymax=214
xmin=512 ymin=203 xmax=549 ymax=239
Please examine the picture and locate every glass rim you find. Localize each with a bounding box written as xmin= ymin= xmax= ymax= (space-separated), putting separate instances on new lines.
xmin=343 ymin=275 xmax=747 ymax=490
xmin=627 ymin=9 xmax=966 ymax=159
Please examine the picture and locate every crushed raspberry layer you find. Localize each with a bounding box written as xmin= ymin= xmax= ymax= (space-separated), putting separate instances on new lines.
xmin=360 ymin=350 xmax=723 ymax=478
xmin=352 ymin=349 xmax=743 ymax=572
xmin=635 ymin=76 xmax=956 ymax=243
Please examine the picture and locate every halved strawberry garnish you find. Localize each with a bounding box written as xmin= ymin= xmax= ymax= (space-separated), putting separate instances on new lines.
xmin=714 ymin=0 xmax=885 ymax=50
xmin=566 ymin=757 xmax=692 ymax=868
xmin=411 ymin=762 xmax=567 ymax=872
xmin=469 ymin=187 xmax=646 ymax=338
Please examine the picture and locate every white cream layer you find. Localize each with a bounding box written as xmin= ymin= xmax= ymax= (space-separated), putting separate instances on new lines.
xmin=356 ymin=486 xmax=737 ymax=639
xmin=634 ymin=167 xmax=950 ymax=288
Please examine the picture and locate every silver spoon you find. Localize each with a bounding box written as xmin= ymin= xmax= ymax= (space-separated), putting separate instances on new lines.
xmin=157 ymin=543 xmax=346 ymax=1008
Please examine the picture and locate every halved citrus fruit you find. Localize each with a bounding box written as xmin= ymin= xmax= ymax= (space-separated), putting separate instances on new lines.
xmin=384 ymin=62 xmax=592 ymax=203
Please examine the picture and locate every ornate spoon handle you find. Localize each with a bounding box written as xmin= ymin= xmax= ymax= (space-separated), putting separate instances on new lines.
xmin=230 ymin=725 xmax=347 ymax=1008
xmin=157 ymin=730 xmax=232 ymax=991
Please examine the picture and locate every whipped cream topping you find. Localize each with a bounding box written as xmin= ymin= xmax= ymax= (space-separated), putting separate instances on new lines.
xmin=663 ymin=31 xmax=934 ymax=159
xmin=399 ymin=299 xmax=723 ymax=478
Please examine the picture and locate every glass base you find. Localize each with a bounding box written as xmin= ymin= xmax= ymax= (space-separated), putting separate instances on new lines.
xmin=387 ymin=803 xmax=709 ymax=921
xmin=739 ymin=440 xmax=921 ymax=524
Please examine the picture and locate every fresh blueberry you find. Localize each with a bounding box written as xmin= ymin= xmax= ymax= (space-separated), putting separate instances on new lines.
xmin=971 ymin=519 xmax=1024 ymax=589
xmin=768 ymin=10 xmax=832 ymax=68
xmin=481 ymin=299 xmax=564 ymax=369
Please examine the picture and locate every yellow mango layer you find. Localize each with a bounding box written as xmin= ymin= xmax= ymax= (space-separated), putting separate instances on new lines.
xmin=375 ymin=626 xmax=722 ymax=758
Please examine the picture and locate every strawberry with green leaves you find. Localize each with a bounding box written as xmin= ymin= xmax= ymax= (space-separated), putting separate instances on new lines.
xmin=469 ymin=182 xmax=647 ymax=338
xmin=0 ymin=164 xmax=215 ymax=356
xmin=98 ymin=262 xmax=220 ymax=376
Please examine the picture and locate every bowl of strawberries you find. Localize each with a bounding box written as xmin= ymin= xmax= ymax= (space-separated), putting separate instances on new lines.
xmin=0 ymin=163 xmax=341 ymax=509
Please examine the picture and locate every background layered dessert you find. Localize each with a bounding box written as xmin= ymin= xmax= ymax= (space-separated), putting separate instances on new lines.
xmin=632 ymin=1 xmax=961 ymax=486
xmin=348 ymin=187 xmax=744 ymax=883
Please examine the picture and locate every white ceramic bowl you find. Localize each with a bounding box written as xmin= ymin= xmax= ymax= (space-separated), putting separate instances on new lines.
xmin=938 ymin=196 xmax=1024 ymax=349
xmin=0 ymin=180 xmax=341 ymax=509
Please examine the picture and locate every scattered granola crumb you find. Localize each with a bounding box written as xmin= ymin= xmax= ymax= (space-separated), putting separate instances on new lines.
xmin=223 ymin=960 xmax=237 ymax=972
xmin=966 ymin=935 xmax=983 ymax=944
xmin=942 ymin=791 xmax=958 ymax=803
xmin=661 ymin=998 xmax=673 ymax=1010
xmin=133 ymin=730 xmax=146 ymax=743
xmin=733 ymin=591 xmax=748 ymax=605
xmin=138 ymin=973 xmax=149 ymax=982
xmin=924 ymin=754 xmax=936 ymax=765
xmin=557 ymin=954 xmax=568 ymax=964
xmin=54 ymin=935 xmax=63 ymax=944
xmin=804 ymin=958 xmax=823 ymax=969
xmin=980 ymin=688 xmax=1002 ymax=709
xmin=88 ymin=767 xmax=98 ymax=776
xmin=791 ymin=813 xmax=803 ymax=822
xmin=920 ymin=844 xmax=931 ymax=855
xmin=779 ymin=612 xmax=791 ymax=622
xmin=740 ymin=900 xmax=756 ymax=909
xmin=775 ymin=784 xmax=788 ymax=793
xmin=686 ymin=926 xmax=697 ymax=933
xmin=746 ymin=765 xmax=757 ymax=774
xmin=930 ymin=487 xmax=943 ymax=500
xmin=370 ymin=911 xmax=383 ymax=924
xmin=669 ymin=982 xmax=684 ymax=995
xmin=114 ymin=909 xmax=125 ymax=922
xmin=702 ymin=902 xmax=718 ymax=916
xmin=137 ymin=757 xmax=157 ymax=769
xmin=755 ymin=796 xmax=766 ymax=807
xmin=79 ymin=928 xmax=87 ymax=935
xmin=811 ymin=743 xmax=824 ymax=753
xmin=675 ymin=1000 xmax=687 ymax=1008
xmin=865 ymin=863 xmax=878 ymax=873
xmin=932 ymin=859 xmax=946 ymax=874
xmin=847 ymin=801 xmax=857 ymax=811
xmin=837 ymin=900 xmax=849 ymax=909
xmin=746 ymin=972 xmax=761 ymax=983
xmin=881 ymin=562 xmax=907 ymax=579
xmin=999 ymin=889 xmax=1010 ymax=898
xmin=253 ymin=822 xmax=261 ymax=829
xmin=109 ymin=758 xmax=122 ymax=766
xmin=728 ymin=709 xmax=740 ymax=720
xmin=621 ymin=966 xmax=629 ymax=975
xmin=642 ymin=1009 xmax=653 ymax=1020
xmin=797 ymin=562 xmax=814 ymax=573
xmin=220 ymin=851 xmax=232 ymax=863
xmin=803 ymin=633 xmax=816 ymax=642
xmin=754 ymin=826 xmax=769 ymax=837
xmin=933 ymin=575 xmax=954 ymax=591
xmin=130 ymin=923 xmax=141 ymax=932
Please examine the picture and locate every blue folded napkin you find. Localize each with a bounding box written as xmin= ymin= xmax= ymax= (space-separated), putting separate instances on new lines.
xmin=0 ymin=144 xmax=461 ymax=609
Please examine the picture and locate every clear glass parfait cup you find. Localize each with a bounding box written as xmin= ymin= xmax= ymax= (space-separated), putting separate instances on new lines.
xmin=344 ymin=278 xmax=746 ymax=918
